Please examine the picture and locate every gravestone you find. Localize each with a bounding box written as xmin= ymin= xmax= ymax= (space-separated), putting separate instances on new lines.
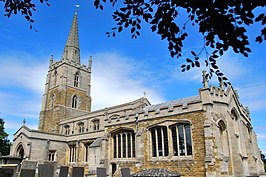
xmin=38 ymin=164 xmax=54 ymax=177
xmin=0 ymin=164 xmax=17 ymax=177
xmin=72 ymin=167 xmax=84 ymax=177
xmin=19 ymin=169 xmax=36 ymax=177
xmin=0 ymin=168 xmax=14 ymax=177
xmin=97 ymin=167 xmax=106 ymax=177
xmin=20 ymin=160 xmax=37 ymax=170
xmin=19 ymin=160 xmax=37 ymax=177
xmin=121 ymin=168 xmax=130 ymax=177
xmin=59 ymin=166 xmax=69 ymax=177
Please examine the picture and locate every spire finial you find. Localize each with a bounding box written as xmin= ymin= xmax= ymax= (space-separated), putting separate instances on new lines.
xmin=202 ymin=70 xmax=208 ymax=88
xmin=75 ymin=4 xmax=79 ymax=14
xmin=62 ymin=10 xmax=80 ymax=64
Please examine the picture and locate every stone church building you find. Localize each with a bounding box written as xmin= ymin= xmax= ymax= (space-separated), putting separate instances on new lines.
xmin=10 ymin=12 xmax=265 ymax=177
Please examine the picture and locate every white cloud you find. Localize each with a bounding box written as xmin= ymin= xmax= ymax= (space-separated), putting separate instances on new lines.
xmin=0 ymin=53 xmax=48 ymax=95
xmin=90 ymin=52 xmax=165 ymax=110
xmin=0 ymin=51 xmax=165 ymax=118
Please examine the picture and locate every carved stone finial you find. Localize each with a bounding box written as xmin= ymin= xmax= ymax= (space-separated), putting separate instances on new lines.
xmin=88 ymin=56 xmax=92 ymax=69
xmin=202 ymin=70 xmax=208 ymax=88
xmin=245 ymin=106 xmax=250 ymax=117
xmin=235 ymin=89 xmax=240 ymax=99
xmin=143 ymin=91 xmax=147 ymax=98
xmin=49 ymin=55 xmax=53 ymax=66
xmin=219 ymin=79 xmax=224 ymax=90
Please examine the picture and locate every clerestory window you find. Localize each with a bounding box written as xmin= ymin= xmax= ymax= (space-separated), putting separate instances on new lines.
xmin=78 ymin=122 xmax=84 ymax=133
xmin=64 ymin=125 xmax=70 ymax=135
xmin=92 ymin=119 xmax=100 ymax=131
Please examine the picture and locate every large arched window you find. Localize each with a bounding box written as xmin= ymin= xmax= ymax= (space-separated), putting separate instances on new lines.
xmin=170 ymin=123 xmax=192 ymax=156
xmin=74 ymin=72 xmax=79 ymax=87
xmin=72 ymin=95 xmax=78 ymax=108
xmin=150 ymin=126 xmax=169 ymax=157
xmin=112 ymin=129 xmax=135 ymax=159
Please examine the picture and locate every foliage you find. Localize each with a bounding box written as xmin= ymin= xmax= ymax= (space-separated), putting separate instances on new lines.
xmin=0 ymin=118 xmax=11 ymax=156
xmin=1 ymin=0 xmax=266 ymax=85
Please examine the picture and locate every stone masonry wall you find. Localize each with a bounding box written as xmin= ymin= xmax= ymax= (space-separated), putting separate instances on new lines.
xmin=107 ymin=111 xmax=207 ymax=177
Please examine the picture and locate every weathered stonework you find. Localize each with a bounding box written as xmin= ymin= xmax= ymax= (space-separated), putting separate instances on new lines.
xmin=10 ymin=11 xmax=265 ymax=177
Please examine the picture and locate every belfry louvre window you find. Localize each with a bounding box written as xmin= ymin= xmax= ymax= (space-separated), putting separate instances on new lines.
xmin=113 ymin=130 xmax=135 ymax=159
xmin=171 ymin=123 xmax=192 ymax=156
xmin=72 ymin=95 xmax=77 ymax=108
xmin=150 ymin=126 xmax=169 ymax=157
xmin=74 ymin=72 xmax=79 ymax=87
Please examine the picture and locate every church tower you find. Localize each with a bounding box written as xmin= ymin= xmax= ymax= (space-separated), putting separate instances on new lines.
xmin=38 ymin=11 xmax=92 ymax=133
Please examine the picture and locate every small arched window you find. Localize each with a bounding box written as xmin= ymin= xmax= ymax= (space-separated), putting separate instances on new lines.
xmin=78 ymin=122 xmax=84 ymax=133
xmin=74 ymin=72 xmax=79 ymax=87
xmin=64 ymin=125 xmax=70 ymax=135
xmin=72 ymin=95 xmax=78 ymax=108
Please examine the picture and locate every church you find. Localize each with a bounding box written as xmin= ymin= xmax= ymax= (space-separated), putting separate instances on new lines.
xmin=9 ymin=11 xmax=265 ymax=177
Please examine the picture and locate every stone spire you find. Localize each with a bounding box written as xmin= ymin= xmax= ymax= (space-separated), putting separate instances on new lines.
xmin=62 ymin=11 xmax=80 ymax=64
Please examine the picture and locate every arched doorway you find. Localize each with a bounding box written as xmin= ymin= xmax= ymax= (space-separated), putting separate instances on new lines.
xmin=16 ymin=144 xmax=24 ymax=159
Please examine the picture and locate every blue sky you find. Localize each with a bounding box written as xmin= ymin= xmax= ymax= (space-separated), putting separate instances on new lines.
xmin=0 ymin=1 xmax=265 ymax=154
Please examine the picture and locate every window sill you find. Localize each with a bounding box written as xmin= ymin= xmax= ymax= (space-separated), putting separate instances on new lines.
xmin=149 ymin=156 xmax=194 ymax=161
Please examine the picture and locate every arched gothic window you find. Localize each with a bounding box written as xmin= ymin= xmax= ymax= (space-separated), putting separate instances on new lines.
xmin=149 ymin=123 xmax=193 ymax=158
xmin=74 ymin=72 xmax=79 ymax=87
xmin=112 ymin=129 xmax=135 ymax=159
xmin=72 ymin=95 xmax=78 ymax=108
